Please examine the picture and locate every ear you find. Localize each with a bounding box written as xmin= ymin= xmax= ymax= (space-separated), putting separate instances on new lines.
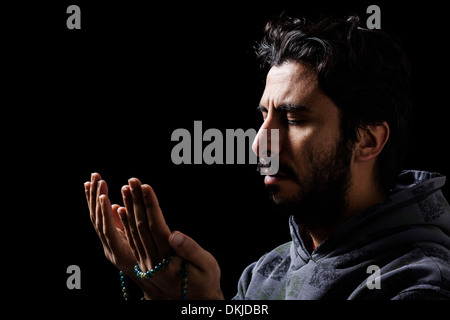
xmin=353 ymin=121 xmax=390 ymax=162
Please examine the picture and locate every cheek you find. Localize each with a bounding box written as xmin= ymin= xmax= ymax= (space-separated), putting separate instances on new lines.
xmin=286 ymin=128 xmax=315 ymax=167
xmin=287 ymin=127 xmax=337 ymax=169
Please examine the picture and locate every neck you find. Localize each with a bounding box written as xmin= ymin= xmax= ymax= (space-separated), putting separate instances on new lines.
xmin=308 ymin=177 xmax=386 ymax=249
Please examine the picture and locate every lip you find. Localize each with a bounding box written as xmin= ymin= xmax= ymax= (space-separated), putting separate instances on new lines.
xmin=264 ymin=172 xmax=288 ymax=185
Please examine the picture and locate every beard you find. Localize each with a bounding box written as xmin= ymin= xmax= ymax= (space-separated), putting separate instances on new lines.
xmin=266 ymin=136 xmax=352 ymax=231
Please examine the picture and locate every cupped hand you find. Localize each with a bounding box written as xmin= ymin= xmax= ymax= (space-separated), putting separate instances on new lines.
xmin=85 ymin=173 xmax=137 ymax=274
xmin=85 ymin=173 xmax=224 ymax=300
xmin=119 ymin=178 xmax=223 ymax=300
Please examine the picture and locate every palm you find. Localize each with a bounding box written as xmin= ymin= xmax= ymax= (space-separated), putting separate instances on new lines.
xmin=106 ymin=226 xmax=136 ymax=274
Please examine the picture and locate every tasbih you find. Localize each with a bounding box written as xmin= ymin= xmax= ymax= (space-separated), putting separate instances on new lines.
xmin=120 ymin=255 xmax=189 ymax=300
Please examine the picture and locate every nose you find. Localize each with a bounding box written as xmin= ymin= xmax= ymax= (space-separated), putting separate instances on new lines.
xmin=252 ymin=115 xmax=280 ymax=160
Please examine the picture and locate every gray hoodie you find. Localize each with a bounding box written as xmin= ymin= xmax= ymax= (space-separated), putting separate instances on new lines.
xmin=233 ymin=170 xmax=450 ymax=299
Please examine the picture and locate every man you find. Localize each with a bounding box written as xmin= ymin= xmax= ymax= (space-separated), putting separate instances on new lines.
xmin=85 ymin=14 xmax=450 ymax=299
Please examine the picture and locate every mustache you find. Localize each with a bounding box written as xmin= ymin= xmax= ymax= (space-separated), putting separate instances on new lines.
xmin=257 ymin=161 xmax=299 ymax=180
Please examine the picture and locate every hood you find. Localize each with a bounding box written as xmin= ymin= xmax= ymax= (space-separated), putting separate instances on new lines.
xmin=290 ymin=170 xmax=450 ymax=265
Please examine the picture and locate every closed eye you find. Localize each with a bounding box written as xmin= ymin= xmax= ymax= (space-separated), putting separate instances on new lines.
xmin=257 ymin=105 xmax=268 ymax=120
xmin=257 ymin=105 xmax=308 ymax=126
xmin=256 ymin=105 xmax=268 ymax=113
xmin=287 ymin=119 xmax=306 ymax=125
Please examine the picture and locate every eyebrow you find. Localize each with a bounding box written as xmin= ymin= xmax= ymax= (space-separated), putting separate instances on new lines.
xmin=257 ymin=103 xmax=310 ymax=113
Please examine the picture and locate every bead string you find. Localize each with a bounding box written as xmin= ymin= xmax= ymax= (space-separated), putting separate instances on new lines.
xmin=119 ymin=256 xmax=189 ymax=300
xmin=134 ymin=255 xmax=174 ymax=279
xmin=119 ymin=270 xmax=130 ymax=300
xmin=180 ymin=260 xmax=189 ymax=300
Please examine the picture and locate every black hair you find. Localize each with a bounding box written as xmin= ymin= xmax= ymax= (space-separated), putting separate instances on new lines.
xmin=256 ymin=14 xmax=412 ymax=191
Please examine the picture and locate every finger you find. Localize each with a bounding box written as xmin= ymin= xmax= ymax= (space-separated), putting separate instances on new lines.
xmin=95 ymin=202 xmax=108 ymax=251
xmin=111 ymin=204 xmax=124 ymax=231
xmin=95 ymin=180 xmax=108 ymax=234
xmin=97 ymin=179 xmax=108 ymax=198
xmin=128 ymin=179 xmax=161 ymax=260
xmin=169 ymin=231 xmax=218 ymax=273
xmin=122 ymin=184 xmax=148 ymax=266
xmin=118 ymin=206 xmax=139 ymax=263
xmin=101 ymin=196 xmax=121 ymax=250
xmin=84 ymin=181 xmax=93 ymax=223
xmin=89 ymin=173 xmax=102 ymax=223
xmin=141 ymin=184 xmax=171 ymax=254
xmin=84 ymin=181 xmax=90 ymax=202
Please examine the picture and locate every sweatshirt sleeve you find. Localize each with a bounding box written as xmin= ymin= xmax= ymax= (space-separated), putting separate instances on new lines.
xmin=232 ymin=252 xmax=270 ymax=300
xmin=232 ymin=261 xmax=258 ymax=300
xmin=391 ymin=289 xmax=450 ymax=300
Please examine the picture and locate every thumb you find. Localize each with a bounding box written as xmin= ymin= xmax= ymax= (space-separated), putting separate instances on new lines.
xmin=169 ymin=231 xmax=216 ymax=272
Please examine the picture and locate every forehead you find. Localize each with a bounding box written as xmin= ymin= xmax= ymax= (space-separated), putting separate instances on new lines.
xmin=262 ymin=62 xmax=320 ymax=106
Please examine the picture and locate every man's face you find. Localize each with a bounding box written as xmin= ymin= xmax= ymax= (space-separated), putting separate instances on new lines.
xmin=253 ymin=62 xmax=353 ymax=229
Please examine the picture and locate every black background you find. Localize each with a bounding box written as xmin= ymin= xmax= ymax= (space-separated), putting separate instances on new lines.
xmin=6 ymin=0 xmax=449 ymax=308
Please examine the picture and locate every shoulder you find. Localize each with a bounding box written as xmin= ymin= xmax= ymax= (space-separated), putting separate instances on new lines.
xmin=253 ymin=241 xmax=292 ymax=272
xmin=383 ymin=243 xmax=450 ymax=299
xmin=233 ymin=241 xmax=292 ymax=300
xmin=243 ymin=241 xmax=292 ymax=279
